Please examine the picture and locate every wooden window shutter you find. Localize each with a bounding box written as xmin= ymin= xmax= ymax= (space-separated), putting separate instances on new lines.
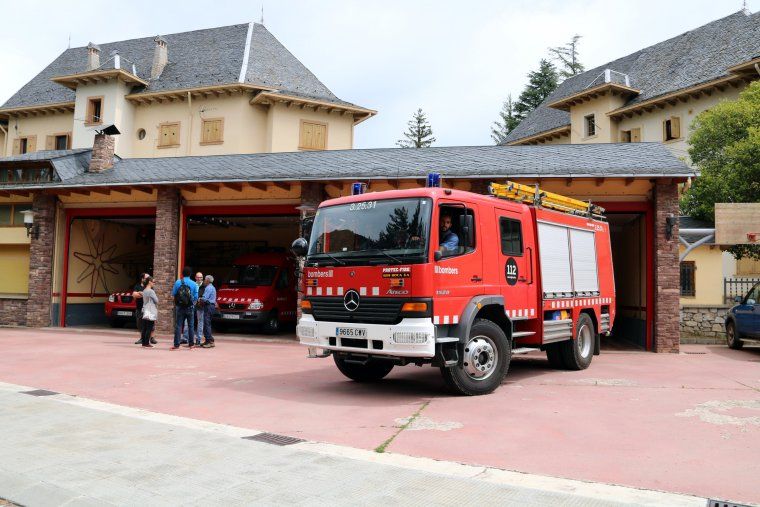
xmin=27 ymin=135 xmax=36 ymax=153
xmin=300 ymin=121 xmax=326 ymax=150
xmin=201 ymin=119 xmax=223 ymax=144
xmin=301 ymin=122 xmax=314 ymax=149
xmin=314 ymin=124 xmax=326 ymax=150
xmin=631 ymin=128 xmax=641 ymax=142
xmin=671 ymin=117 xmax=681 ymax=139
xmin=159 ymin=123 xmax=180 ymax=147
xmin=66 ymin=132 xmax=72 ymax=149
xmin=12 ymin=139 xmax=20 ymax=155
xmin=45 ymin=136 xmax=55 ymax=150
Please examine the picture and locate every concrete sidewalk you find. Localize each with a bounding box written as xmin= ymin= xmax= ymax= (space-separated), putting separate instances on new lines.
xmin=0 ymin=382 xmax=702 ymax=507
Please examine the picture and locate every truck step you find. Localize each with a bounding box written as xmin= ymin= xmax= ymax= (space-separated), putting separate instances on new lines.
xmin=512 ymin=347 xmax=539 ymax=355
xmin=436 ymin=337 xmax=459 ymax=343
xmin=511 ymin=331 xmax=536 ymax=338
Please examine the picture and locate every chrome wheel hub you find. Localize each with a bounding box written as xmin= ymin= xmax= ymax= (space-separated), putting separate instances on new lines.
xmin=577 ymin=323 xmax=592 ymax=358
xmin=463 ymin=335 xmax=497 ymax=381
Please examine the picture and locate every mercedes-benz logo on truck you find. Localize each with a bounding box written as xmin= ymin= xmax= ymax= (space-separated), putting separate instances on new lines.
xmin=343 ymin=290 xmax=360 ymax=312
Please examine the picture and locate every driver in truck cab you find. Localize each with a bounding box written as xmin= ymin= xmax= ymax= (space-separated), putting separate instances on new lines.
xmin=438 ymin=213 xmax=459 ymax=253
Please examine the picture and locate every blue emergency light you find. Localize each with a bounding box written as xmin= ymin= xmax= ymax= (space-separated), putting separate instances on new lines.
xmin=351 ymin=182 xmax=367 ymax=195
xmin=426 ymin=172 xmax=442 ymax=188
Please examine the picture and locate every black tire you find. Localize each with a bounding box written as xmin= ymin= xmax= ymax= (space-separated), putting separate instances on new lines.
xmin=440 ymin=318 xmax=511 ymax=396
xmin=333 ymin=354 xmax=394 ymax=382
xmin=559 ymin=313 xmax=595 ymax=370
xmin=726 ymin=321 xmax=743 ymax=350
xmin=262 ymin=311 xmax=280 ymax=334
xmin=545 ymin=342 xmax=565 ymax=369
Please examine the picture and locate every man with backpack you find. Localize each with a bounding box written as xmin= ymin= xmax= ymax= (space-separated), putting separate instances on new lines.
xmin=171 ymin=266 xmax=199 ymax=349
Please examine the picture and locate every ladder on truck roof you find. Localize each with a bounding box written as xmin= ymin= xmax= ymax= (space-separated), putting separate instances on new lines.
xmin=489 ymin=181 xmax=606 ymax=220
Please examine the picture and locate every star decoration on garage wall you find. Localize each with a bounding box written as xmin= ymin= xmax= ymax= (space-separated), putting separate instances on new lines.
xmin=72 ymin=223 xmax=119 ymax=297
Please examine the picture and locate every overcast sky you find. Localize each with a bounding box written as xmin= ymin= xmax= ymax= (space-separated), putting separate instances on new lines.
xmin=1 ymin=0 xmax=756 ymax=149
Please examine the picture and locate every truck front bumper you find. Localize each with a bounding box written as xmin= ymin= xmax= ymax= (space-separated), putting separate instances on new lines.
xmin=296 ymin=314 xmax=436 ymax=358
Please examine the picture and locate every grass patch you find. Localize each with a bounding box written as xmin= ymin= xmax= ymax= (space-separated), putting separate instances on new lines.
xmin=374 ymin=401 xmax=430 ymax=453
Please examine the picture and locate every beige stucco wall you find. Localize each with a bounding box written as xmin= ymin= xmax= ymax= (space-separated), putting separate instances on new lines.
xmin=71 ymin=80 xmax=133 ymax=153
xmin=679 ymin=244 xmax=724 ymax=305
xmin=6 ymin=113 xmax=75 ymax=153
xmin=569 ymin=92 xmax=628 ymax=143
xmin=266 ymin=102 xmax=354 ymax=152
xmin=0 ymin=128 xmax=6 ymax=157
xmin=615 ymin=85 xmax=745 ymax=163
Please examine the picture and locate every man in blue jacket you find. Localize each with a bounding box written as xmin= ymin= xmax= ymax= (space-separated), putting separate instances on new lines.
xmin=171 ymin=266 xmax=199 ymax=349
xmin=199 ymin=275 xmax=217 ymax=348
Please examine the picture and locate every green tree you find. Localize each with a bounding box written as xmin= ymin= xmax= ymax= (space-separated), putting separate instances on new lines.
xmin=397 ymin=108 xmax=436 ymax=148
xmin=491 ymin=94 xmax=520 ymax=144
xmin=548 ymin=35 xmax=585 ymax=80
xmin=514 ymin=59 xmax=559 ymax=120
xmin=681 ymin=81 xmax=760 ymax=260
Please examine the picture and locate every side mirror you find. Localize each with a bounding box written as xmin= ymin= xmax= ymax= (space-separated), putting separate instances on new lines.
xmin=291 ymin=237 xmax=308 ymax=257
xmin=434 ymin=250 xmax=443 ymax=262
xmin=458 ymin=214 xmax=474 ymax=248
xmin=735 ymin=296 xmax=743 ymax=303
xmin=301 ymin=216 xmax=314 ymax=242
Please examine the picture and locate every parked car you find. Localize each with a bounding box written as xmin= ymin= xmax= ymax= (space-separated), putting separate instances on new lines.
xmin=213 ymin=252 xmax=298 ymax=333
xmin=105 ymin=290 xmax=138 ymax=327
xmin=725 ymin=281 xmax=760 ymax=349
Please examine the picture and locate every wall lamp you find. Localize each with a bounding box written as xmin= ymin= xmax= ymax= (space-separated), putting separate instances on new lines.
xmin=665 ymin=215 xmax=677 ymax=240
xmin=20 ymin=209 xmax=39 ymax=239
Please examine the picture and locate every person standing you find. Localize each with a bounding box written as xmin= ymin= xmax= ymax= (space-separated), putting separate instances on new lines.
xmin=193 ymin=272 xmax=205 ymax=346
xmin=132 ymin=273 xmax=157 ymax=345
xmin=171 ymin=266 xmax=198 ymax=349
xmin=140 ymin=276 xmax=159 ymax=348
xmin=199 ymin=275 xmax=217 ymax=348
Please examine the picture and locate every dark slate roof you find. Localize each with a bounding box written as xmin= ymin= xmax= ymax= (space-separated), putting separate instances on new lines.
xmin=1 ymin=23 xmax=355 ymax=110
xmin=680 ymin=216 xmax=716 ymax=244
xmin=0 ymin=143 xmax=692 ymax=191
xmin=505 ymin=10 xmax=760 ymax=144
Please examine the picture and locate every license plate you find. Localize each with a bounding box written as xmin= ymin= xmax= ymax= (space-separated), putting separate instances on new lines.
xmin=116 ymin=311 xmax=133 ymax=317
xmin=222 ymin=313 xmax=241 ymax=320
xmin=335 ymin=327 xmax=367 ymax=338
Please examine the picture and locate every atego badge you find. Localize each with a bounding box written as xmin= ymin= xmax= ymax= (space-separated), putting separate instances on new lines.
xmin=505 ymin=258 xmax=518 ymax=286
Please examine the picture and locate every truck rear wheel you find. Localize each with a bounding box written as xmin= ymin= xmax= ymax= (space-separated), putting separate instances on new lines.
xmin=560 ymin=313 xmax=594 ymax=370
xmin=440 ymin=319 xmax=511 ymax=396
xmin=333 ymin=355 xmax=394 ymax=382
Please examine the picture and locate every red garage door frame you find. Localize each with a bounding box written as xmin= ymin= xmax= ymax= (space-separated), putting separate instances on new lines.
xmin=598 ymin=200 xmax=654 ymax=351
xmin=59 ymin=207 xmax=157 ymax=327
xmin=180 ymin=204 xmax=300 ymax=275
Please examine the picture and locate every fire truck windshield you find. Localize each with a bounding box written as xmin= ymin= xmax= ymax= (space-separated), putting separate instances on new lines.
xmin=225 ymin=265 xmax=278 ymax=287
xmin=307 ymin=198 xmax=431 ymax=265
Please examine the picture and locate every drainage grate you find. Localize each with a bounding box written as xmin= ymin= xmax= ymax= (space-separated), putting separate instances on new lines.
xmin=708 ymin=499 xmax=752 ymax=507
xmin=242 ymin=432 xmax=304 ymax=446
xmin=21 ymin=389 xmax=59 ymax=396
xmin=684 ymin=352 xmax=707 ymax=355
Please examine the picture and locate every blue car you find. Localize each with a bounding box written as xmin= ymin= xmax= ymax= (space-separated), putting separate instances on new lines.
xmin=725 ymin=282 xmax=760 ymax=349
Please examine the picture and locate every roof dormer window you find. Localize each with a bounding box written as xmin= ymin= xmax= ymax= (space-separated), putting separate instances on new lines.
xmin=86 ymin=97 xmax=103 ymax=125
xmin=584 ymin=114 xmax=596 ymax=138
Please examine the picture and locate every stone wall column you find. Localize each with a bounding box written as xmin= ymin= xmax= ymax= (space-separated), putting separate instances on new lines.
xmin=296 ymin=182 xmax=324 ymax=320
xmin=653 ymin=180 xmax=680 ymax=352
xmin=26 ymin=194 xmax=57 ymax=327
xmin=153 ymin=187 xmax=180 ymax=336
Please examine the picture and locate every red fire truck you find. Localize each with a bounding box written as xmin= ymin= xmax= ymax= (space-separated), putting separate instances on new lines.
xmin=293 ymin=177 xmax=615 ymax=395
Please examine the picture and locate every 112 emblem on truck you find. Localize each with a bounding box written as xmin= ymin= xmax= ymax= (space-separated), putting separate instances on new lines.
xmin=292 ymin=175 xmax=615 ymax=396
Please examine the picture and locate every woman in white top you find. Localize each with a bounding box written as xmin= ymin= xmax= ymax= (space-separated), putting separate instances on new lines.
xmin=140 ymin=276 xmax=159 ymax=348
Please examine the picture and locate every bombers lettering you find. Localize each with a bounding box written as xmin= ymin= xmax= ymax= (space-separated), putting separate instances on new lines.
xmin=434 ymin=266 xmax=459 ymax=275
xmin=308 ymin=269 xmax=334 ymax=278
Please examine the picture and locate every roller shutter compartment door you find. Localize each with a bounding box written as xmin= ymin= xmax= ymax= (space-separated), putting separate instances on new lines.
xmin=537 ymin=222 xmax=572 ymax=296
xmin=570 ymin=228 xmax=599 ymax=293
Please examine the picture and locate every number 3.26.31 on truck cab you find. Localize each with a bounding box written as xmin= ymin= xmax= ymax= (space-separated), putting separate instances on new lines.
xmin=292 ymin=175 xmax=615 ymax=396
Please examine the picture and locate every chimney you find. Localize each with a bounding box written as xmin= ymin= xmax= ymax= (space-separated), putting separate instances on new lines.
xmin=151 ymin=36 xmax=168 ymax=79
xmin=89 ymin=133 xmax=115 ymax=173
xmin=86 ymin=42 xmax=100 ymax=70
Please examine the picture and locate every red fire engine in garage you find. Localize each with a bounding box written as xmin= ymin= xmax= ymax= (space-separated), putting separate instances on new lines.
xmin=292 ymin=176 xmax=615 ymax=395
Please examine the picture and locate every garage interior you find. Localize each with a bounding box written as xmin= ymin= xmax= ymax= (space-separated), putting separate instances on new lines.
xmin=64 ymin=216 xmax=155 ymax=327
xmin=606 ymin=212 xmax=649 ymax=350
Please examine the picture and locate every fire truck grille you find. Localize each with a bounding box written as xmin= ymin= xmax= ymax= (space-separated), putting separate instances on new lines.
xmin=309 ymin=297 xmax=404 ymax=325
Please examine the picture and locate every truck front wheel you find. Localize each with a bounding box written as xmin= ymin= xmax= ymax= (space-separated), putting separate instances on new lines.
xmin=559 ymin=313 xmax=595 ymax=370
xmin=441 ymin=319 xmax=511 ymax=396
xmin=333 ymin=355 xmax=394 ymax=382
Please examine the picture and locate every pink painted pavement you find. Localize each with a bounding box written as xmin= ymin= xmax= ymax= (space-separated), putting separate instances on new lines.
xmin=0 ymin=327 xmax=759 ymax=503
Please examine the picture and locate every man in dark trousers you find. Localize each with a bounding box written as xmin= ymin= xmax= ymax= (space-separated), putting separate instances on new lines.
xmin=171 ymin=266 xmax=198 ymax=349
xmin=132 ymin=273 xmax=157 ymax=345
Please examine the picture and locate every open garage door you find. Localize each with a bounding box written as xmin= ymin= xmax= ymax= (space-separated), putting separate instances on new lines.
xmin=182 ymin=207 xmax=300 ymax=334
xmin=62 ymin=212 xmax=155 ymax=327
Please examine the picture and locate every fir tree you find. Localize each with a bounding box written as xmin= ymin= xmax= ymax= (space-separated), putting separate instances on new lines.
xmin=491 ymin=94 xmax=520 ymax=144
xmin=548 ymin=35 xmax=585 ymax=80
xmin=514 ymin=59 xmax=559 ymax=120
xmin=397 ymin=108 xmax=436 ymax=148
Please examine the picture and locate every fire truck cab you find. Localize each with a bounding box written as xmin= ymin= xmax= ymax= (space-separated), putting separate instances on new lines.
xmin=294 ymin=178 xmax=615 ymax=395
